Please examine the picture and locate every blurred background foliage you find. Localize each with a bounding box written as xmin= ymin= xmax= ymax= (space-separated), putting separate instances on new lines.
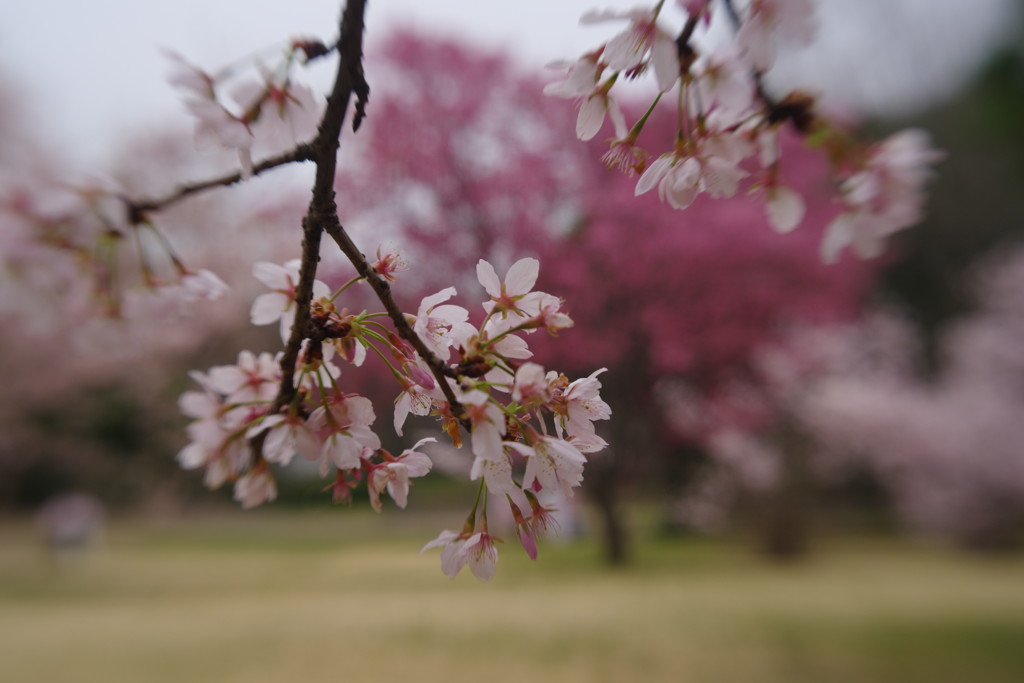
xmin=2 ymin=7 xmax=1024 ymax=683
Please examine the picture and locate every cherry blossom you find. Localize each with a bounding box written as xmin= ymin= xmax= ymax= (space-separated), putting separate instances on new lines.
xmin=247 ymin=413 xmax=320 ymax=466
xmin=234 ymin=468 xmax=277 ymax=509
xmin=307 ymin=394 xmax=381 ymax=475
xmin=764 ymin=184 xmax=806 ymax=234
xmin=692 ymin=45 xmax=754 ymax=117
xmin=206 ymin=350 xmax=281 ymax=404
xmin=636 ymin=154 xmax=703 ymax=209
xmin=411 ymin=287 xmax=473 ymax=359
xmin=368 ymin=437 xmax=435 ymax=511
xmin=477 ymin=257 xmax=540 ymax=320
xmin=469 ymin=445 xmax=531 ymax=514
xmin=177 ymin=268 xmax=230 ymax=302
xmin=371 ymin=244 xmax=408 ymax=282
xmin=420 ymin=529 xmax=467 ymax=578
xmin=231 ymin=70 xmax=322 ymax=149
xmin=461 ymin=388 xmax=505 ymax=465
xmin=735 ymin=0 xmax=817 ymax=72
xmin=581 ymin=6 xmax=679 ymax=92
xmin=514 ymin=434 xmax=588 ymax=499
xmin=421 ymin=529 xmax=500 ymax=581
xmin=544 ymin=54 xmax=626 ymax=141
xmin=823 ymin=129 xmax=943 ymax=262
xmin=511 ymin=362 xmax=554 ymax=407
xmin=393 ymin=372 xmax=446 ymax=437
xmin=561 ymin=368 xmax=612 ymax=450
xmin=251 ymin=260 xmax=331 ymax=343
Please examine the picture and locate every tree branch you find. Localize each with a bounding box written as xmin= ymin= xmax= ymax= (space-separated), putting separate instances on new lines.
xmin=269 ymin=0 xmax=370 ymax=415
xmin=125 ymin=144 xmax=314 ymax=222
xmin=320 ymin=218 xmax=467 ymax=423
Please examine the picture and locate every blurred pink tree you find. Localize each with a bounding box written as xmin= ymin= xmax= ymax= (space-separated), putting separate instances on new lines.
xmin=340 ymin=31 xmax=880 ymax=562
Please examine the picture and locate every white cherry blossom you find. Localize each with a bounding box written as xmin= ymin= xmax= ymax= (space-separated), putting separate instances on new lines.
xmin=368 ymin=438 xmax=435 ymax=511
xmin=234 ymin=469 xmax=277 ymax=509
xmin=250 ymin=259 xmax=331 ymax=343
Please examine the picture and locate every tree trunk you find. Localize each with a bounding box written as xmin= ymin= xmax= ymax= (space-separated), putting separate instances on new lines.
xmin=760 ymin=422 xmax=811 ymax=561
xmin=588 ymin=452 xmax=629 ymax=566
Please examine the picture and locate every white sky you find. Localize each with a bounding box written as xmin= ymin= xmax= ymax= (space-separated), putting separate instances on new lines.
xmin=0 ymin=0 xmax=1018 ymax=166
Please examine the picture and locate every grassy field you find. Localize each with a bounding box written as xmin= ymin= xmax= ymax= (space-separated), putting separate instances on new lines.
xmin=2 ymin=509 xmax=1023 ymax=683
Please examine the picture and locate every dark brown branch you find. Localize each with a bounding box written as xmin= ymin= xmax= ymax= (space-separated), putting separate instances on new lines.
xmin=320 ymin=219 xmax=468 ymax=425
xmin=117 ymin=0 xmax=469 ymax=451
xmin=719 ymin=0 xmax=778 ymax=109
xmin=271 ymin=0 xmax=467 ymax=428
xmin=269 ymin=0 xmax=370 ymax=415
xmin=716 ymin=0 xmax=823 ymax=135
xmin=720 ymin=0 xmax=742 ymax=28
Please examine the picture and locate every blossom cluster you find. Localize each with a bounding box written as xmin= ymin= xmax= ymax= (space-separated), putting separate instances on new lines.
xmin=176 ymin=255 xmax=611 ymax=579
xmin=545 ymin=0 xmax=941 ymax=261
xmin=0 ymin=177 xmax=228 ymax=321
xmin=165 ymin=38 xmax=327 ymax=177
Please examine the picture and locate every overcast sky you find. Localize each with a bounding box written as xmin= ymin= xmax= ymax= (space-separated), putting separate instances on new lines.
xmin=0 ymin=0 xmax=1018 ymax=166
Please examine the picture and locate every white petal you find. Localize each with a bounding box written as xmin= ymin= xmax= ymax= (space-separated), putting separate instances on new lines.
xmin=476 ymin=260 xmax=501 ymax=297
xmin=419 ymin=287 xmax=458 ymax=315
xmin=821 ymin=213 xmax=854 ymax=263
xmin=251 ymin=292 xmax=288 ymax=325
xmin=635 ymin=156 xmax=673 ymax=196
xmin=504 ymin=258 xmax=539 ymax=296
xmin=652 ymin=33 xmax=680 ymax=93
xmin=766 ymin=185 xmax=806 ymax=234
xmin=576 ymin=96 xmax=606 ymax=141
xmin=177 ymin=442 xmax=208 ymax=469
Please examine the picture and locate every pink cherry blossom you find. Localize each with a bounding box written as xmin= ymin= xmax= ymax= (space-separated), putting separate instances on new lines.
xmin=544 ymin=55 xmax=626 ymax=141
xmin=246 ymin=413 xmax=320 ymax=466
xmin=372 ymin=244 xmax=408 ymax=282
xmin=477 ymin=257 xmax=540 ymax=318
xmin=736 ymin=0 xmax=817 ymax=72
xmin=529 ymin=293 xmax=574 ymax=335
xmin=636 ymin=155 xmax=703 ymax=209
xmin=412 ymin=286 xmax=473 ymax=359
xmin=461 ymin=388 xmax=505 ymax=464
xmin=581 ymin=7 xmax=679 ymax=93
xmin=693 ymin=46 xmax=754 ymax=118
xmin=183 ymin=97 xmax=255 ymax=178
xmin=421 ymin=529 xmax=500 ymax=581
xmin=368 ymin=437 xmax=435 ymax=511
xmin=163 ymin=49 xmax=214 ymax=99
xmin=206 ymin=350 xmax=281 ymax=405
xmin=231 ymin=72 xmax=322 ymax=149
xmin=307 ymin=394 xmax=381 ymax=475
xmin=469 ymin=444 xmax=531 ymax=513
xmin=233 ymin=468 xmax=277 ymax=509
xmin=251 ymin=259 xmax=331 ymax=343
xmin=515 ymin=435 xmax=588 ymax=499
xmin=458 ymin=532 xmax=500 ymax=581
xmin=393 ymin=364 xmax=449 ymax=437
xmin=177 ymin=268 xmax=229 ymax=302
xmin=512 ymin=362 xmax=553 ymax=406
xmin=560 ymin=368 xmax=611 ymax=451
xmin=823 ymin=129 xmax=942 ymax=262
xmin=764 ymin=184 xmax=806 ymax=234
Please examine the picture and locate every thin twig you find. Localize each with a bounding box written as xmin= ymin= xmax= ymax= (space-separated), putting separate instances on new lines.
xmin=320 ymin=219 xmax=468 ymax=426
xmin=125 ymin=144 xmax=314 ymax=221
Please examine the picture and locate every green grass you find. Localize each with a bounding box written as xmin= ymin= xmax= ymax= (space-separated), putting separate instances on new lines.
xmin=2 ymin=511 xmax=1023 ymax=683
